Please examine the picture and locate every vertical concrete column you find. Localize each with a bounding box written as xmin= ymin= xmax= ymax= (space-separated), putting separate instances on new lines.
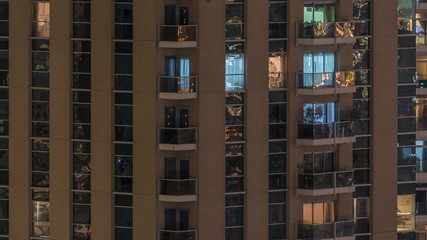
xmin=197 ymin=1 xmax=226 ymax=239
xmin=286 ymin=0 xmax=305 ymax=238
xmin=371 ymin=0 xmax=398 ymax=239
xmin=245 ymin=0 xmax=269 ymax=239
xmin=91 ymin=1 xmax=113 ymax=239
xmin=133 ymin=0 xmax=158 ymax=238
xmin=49 ymin=0 xmax=71 ymax=239
xmin=9 ymin=0 xmax=31 ymax=239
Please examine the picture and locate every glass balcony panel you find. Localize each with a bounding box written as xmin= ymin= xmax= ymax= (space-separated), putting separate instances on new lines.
xmin=297 ymin=221 xmax=354 ymax=239
xmin=336 ymin=22 xmax=355 ymax=38
xmin=298 ymin=173 xmax=333 ymax=190
xmin=335 ymin=71 xmax=355 ymax=88
xmin=159 ymin=230 xmax=197 ymax=240
xmin=335 ymin=171 xmax=354 ymax=188
xmin=159 ymin=25 xmax=197 ymax=42
xmin=335 ymin=220 xmax=355 ymax=238
xmin=159 ymin=128 xmax=196 ymax=145
xmin=297 ymin=123 xmax=333 ymax=139
xmin=335 ymin=121 xmax=355 ymax=138
xmin=299 ymin=22 xmax=334 ymax=38
xmin=159 ymin=76 xmax=197 ymax=93
xmin=159 ymin=179 xmax=196 ymax=196
xmin=297 ymin=223 xmax=334 ymax=239
xmin=297 ymin=71 xmax=355 ymax=89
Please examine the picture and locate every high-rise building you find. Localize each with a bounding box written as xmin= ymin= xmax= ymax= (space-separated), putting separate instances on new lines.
xmin=0 ymin=0 xmax=422 ymax=239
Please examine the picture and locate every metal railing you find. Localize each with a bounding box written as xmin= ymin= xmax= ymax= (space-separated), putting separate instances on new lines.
xmin=158 ymin=76 xmax=197 ymax=94
xmin=159 ymin=229 xmax=197 ymax=240
xmin=296 ymin=121 xmax=355 ymax=140
xmin=159 ymin=179 xmax=197 ymax=196
xmin=159 ymin=25 xmax=197 ymax=42
xmin=159 ymin=127 xmax=197 ymax=145
xmin=296 ymin=220 xmax=354 ymax=239
xmin=297 ymin=170 xmax=354 ymax=190
xmin=296 ymin=71 xmax=355 ymax=90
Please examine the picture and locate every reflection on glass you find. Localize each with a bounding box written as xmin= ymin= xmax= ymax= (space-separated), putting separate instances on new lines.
xmin=397 ymin=195 xmax=415 ymax=231
xmin=32 ymin=201 xmax=50 ymax=237
xmin=269 ymin=54 xmax=286 ymax=89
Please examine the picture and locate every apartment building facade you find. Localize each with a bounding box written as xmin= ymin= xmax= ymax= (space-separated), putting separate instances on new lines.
xmin=0 ymin=0 xmax=419 ymax=239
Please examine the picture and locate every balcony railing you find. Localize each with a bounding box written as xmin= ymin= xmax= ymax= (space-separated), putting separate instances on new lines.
xmin=296 ymin=71 xmax=356 ymax=95
xmin=158 ymin=25 xmax=198 ymax=48
xmin=296 ymin=121 xmax=356 ymax=146
xmin=296 ymin=220 xmax=354 ymax=240
xmin=159 ymin=229 xmax=197 ymax=240
xmin=158 ymin=127 xmax=197 ymax=151
xmin=158 ymin=179 xmax=197 ymax=202
xmin=158 ymin=76 xmax=197 ymax=100
xmin=296 ymin=170 xmax=354 ymax=196
xmin=296 ymin=21 xmax=356 ymax=45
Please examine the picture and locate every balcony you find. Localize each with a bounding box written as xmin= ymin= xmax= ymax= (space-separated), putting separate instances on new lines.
xmin=296 ymin=220 xmax=355 ymax=240
xmin=158 ymin=127 xmax=197 ymax=151
xmin=158 ymin=179 xmax=197 ymax=202
xmin=296 ymin=21 xmax=356 ymax=45
xmin=296 ymin=122 xmax=356 ymax=146
xmin=158 ymin=76 xmax=197 ymax=100
xmin=158 ymin=25 xmax=197 ymax=48
xmin=159 ymin=229 xmax=197 ymax=240
xmin=296 ymin=170 xmax=355 ymax=196
xmin=296 ymin=71 xmax=356 ymax=95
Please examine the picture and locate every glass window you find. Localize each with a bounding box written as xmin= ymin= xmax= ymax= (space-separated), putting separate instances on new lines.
xmin=115 ymin=4 xmax=133 ymax=23
xmin=32 ymin=2 xmax=50 ymax=37
xmin=354 ymin=198 xmax=370 ymax=218
xmin=73 ymin=3 xmax=91 ymax=22
xmin=302 ymin=53 xmax=335 ymax=88
xmin=303 ymin=3 xmax=335 ymax=23
xmin=269 ymin=54 xmax=286 ymax=89
xmin=397 ymin=195 xmax=415 ymax=231
xmin=226 ymin=207 xmax=243 ymax=227
xmin=303 ymin=202 xmax=334 ymax=224
xmin=226 ymin=157 xmax=244 ymax=176
xmin=269 ymin=204 xmax=285 ymax=224
xmin=225 ymin=54 xmax=245 ymax=91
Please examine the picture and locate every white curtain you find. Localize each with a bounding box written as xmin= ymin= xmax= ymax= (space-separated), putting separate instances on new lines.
xmin=303 ymin=53 xmax=313 ymax=87
xmin=225 ymin=54 xmax=245 ymax=91
xmin=179 ymin=57 xmax=190 ymax=91
xmin=303 ymin=52 xmax=335 ymax=88
xmin=324 ymin=52 xmax=335 ymax=86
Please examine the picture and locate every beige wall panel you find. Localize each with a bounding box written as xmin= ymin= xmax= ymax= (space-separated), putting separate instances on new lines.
xmin=197 ymin=1 xmax=226 ymax=239
xmin=91 ymin=0 xmax=113 ymax=239
xmin=9 ymin=0 xmax=31 ymax=239
xmin=371 ymin=0 xmax=398 ymax=238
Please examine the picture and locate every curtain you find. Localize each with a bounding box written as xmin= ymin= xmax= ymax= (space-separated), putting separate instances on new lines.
xmin=324 ymin=52 xmax=335 ymax=86
xmin=165 ymin=56 xmax=176 ymax=76
xmin=225 ymin=54 xmax=245 ymax=91
xmin=313 ymin=53 xmax=324 ymax=87
xmin=303 ymin=53 xmax=313 ymax=87
xmin=179 ymin=57 xmax=190 ymax=91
